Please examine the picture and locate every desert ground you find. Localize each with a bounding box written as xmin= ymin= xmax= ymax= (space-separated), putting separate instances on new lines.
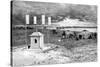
xmin=11 ymin=28 xmax=97 ymax=66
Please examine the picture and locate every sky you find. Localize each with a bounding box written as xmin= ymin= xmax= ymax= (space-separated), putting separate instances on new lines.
xmin=12 ymin=1 xmax=97 ymax=25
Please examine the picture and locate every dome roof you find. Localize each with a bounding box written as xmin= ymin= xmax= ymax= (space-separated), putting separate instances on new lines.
xmin=29 ymin=32 xmax=43 ymax=36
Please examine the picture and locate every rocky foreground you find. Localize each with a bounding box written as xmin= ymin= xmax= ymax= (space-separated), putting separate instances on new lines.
xmin=12 ymin=43 xmax=97 ymax=66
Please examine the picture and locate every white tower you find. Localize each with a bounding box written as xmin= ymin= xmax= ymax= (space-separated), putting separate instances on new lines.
xmin=26 ymin=15 xmax=29 ymax=24
xmin=42 ymin=15 xmax=45 ymax=24
xmin=48 ymin=16 xmax=51 ymax=25
xmin=33 ymin=16 xmax=37 ymax=24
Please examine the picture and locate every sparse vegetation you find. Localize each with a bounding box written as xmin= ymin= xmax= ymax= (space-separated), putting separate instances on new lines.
xmin=12 ymin=28 xmax=97 ymax=66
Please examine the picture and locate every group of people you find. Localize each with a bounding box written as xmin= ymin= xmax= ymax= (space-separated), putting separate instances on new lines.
xmin=61 ymin=30 xmax=97 ymax=40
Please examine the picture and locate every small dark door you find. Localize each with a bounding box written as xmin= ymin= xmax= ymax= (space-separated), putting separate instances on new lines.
xmin=34 ymin=39 xmax=37 ymax=43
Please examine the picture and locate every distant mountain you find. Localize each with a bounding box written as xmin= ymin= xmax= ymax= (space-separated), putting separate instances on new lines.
xmin=52 ymin=17 xmax=97 ymax=27
xmin=11 ymin=1 xmax=97 ymax=25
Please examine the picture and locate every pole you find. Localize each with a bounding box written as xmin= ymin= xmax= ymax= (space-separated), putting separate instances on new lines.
xmin=47 ymin=16 xmax=51 ymax=43
xmin=25 ymin=14 xmax=29 ymax=48
xmin=25 ymin=24 xmax=28 ymax=46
